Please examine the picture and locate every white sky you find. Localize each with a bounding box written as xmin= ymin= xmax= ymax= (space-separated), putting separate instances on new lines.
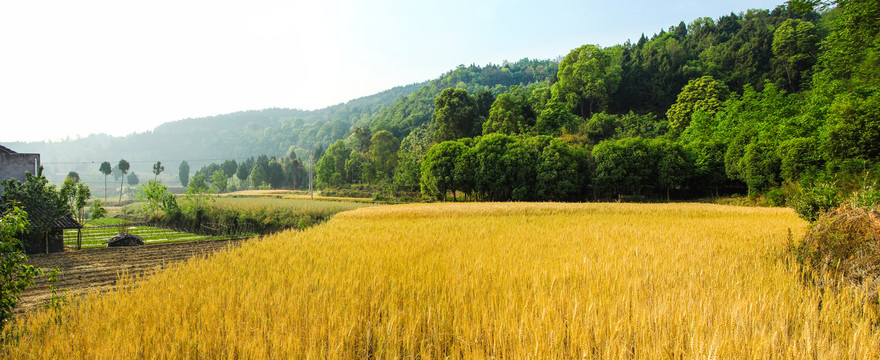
xmin=0 ymin=0 xmax=786 ymax=142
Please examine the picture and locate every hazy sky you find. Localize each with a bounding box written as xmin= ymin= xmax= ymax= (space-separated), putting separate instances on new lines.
xmin=1 ymin=0 xmax=785 ymax=143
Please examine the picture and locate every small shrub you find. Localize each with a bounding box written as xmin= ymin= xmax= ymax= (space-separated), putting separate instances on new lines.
xmin=765 ymin=188 xmax=786 ymax=207
xmin=789 ymin=181 xmax=843 ymax=222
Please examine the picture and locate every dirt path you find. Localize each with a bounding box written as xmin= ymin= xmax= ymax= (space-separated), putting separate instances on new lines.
xmin=15 ymin=238 xmax=250 ymax=314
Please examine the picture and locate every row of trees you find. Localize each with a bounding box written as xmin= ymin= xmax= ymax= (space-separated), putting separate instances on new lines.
xmin=420 ymin=135 xmax=589 ymax=201
xmin=192 ymin=151 xmax=310 ymax=192
xmin=314 ymin=129 xmax=400 ymax=188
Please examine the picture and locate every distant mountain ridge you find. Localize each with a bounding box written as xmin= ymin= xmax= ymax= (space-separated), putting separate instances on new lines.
xmin=7 ymin=59 xmax=558 ymax=183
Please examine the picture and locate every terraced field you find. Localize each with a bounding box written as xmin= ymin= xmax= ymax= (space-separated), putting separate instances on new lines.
xmin=16 ymin=238 xmax=248 ymax=313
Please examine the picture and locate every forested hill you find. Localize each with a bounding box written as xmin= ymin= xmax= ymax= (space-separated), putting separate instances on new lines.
xmin=7 ymin=59 xmax=557 ymax=181
xmin=8 ymin=82 xmax=423 ymax=170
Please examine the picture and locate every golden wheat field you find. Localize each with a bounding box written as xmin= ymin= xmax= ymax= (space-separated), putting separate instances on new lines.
xmin=3 ymin=202 xmax=879 ymax=358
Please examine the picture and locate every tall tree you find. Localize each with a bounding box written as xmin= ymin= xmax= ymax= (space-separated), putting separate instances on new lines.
xmin=152 ymin=161 xmax=165 ymax=181
xmin=554 ymin=44 xmax=622 ymax=118
xmin=117 ymin=159 xmax=130 ymax=204
xmin=666 ymin=76 xmax=730 ymax=133
xmin=99 ymin=161 xmax=112 ymax=202
xmin=66 ymin=171 xmax=80 ymax=183
xmin=221 ymin=160 xmax=238 ymax=179
xmin=127 ymin=172 xmax=139 ymax=199
xmin=368 ymin=130 xmax=400 ymax=177
xmin=179 ymin=161 xmax=190 ymax=188
xmin=433 ymin=88 xmax=477 ymax=142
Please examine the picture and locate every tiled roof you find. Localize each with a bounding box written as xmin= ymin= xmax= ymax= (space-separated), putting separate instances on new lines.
xmin=52 ymin=214 xmax=83 ymax=229
xmin=27 ymin=206 xmax=83 ymax=229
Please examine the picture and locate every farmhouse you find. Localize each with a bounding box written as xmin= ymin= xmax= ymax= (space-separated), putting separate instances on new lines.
xmin=1 ymin=144 xmax=79 ymax=253
xmin=25 ymin=208 xmax=82 ymax=254
xmin=0 ymin=144 xmax=40 ymax=184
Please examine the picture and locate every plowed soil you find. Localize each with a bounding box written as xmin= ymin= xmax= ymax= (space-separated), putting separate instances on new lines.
xmin=15 ymin=238 xmax=250 ymax=314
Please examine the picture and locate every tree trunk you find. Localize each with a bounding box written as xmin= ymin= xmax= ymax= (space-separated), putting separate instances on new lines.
xmin=119 ymin=176 xmax=125 ymax=204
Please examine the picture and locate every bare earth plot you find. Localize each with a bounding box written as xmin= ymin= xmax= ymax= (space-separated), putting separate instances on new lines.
xmin=16 ymin=238 xmax=248 ymax=314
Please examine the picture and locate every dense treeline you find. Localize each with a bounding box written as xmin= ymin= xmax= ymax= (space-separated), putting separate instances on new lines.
xmin=192 ymin=151 xmax=309 ymax=192
xmin=314 ymin=0 xmax=880 ymax=216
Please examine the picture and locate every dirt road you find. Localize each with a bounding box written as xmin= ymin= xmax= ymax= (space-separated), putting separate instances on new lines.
xmin=16 ymin=238 xmax=250 ymax=314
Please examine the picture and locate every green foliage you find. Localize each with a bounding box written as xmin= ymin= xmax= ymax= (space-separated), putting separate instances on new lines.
xmin=778 ymin=137 xmax=823 ymax=180
xmin=420 ymin=141 xmax=469 ymax=201
xmin=74 ymin=183 xmax=91 ymax=224
xmin=554 ymin=44 xmax=622 ymax=118
xmin=137 ymin=180 xmax=180 ymax=216
xmin=99 ymin=161 xmax=112 ymax=202
xmin=667 ymin=76 xmax=729 ymax=132
xmin=117 ymin=159 xmax=130 ymax=204
xmin=434 ymin=88 xmax=478 ymax=142
xmin=0 ymin=206 xmax=42 ymax=324
xmin=368 ymin=130 xmax=400 ymax=177
xmin=179 ymin=161 xmax=190 ymax=188
xmin=482 ymin=86 xmax=536 ymax=135
xmin=210 ymin=170 xmax=228 ymax=193
xmin=183 ymin=173 xmax=214 ymax=214
xmin=789 ymin=181 xmax=844 ymax=221
xmin=593 ymin=137 xmax=658 ymax=196
xmin=536 ymin=139 xmax=585 ymax=201
xmin=772 ymin=18 xmax=819 ymax=91
xmin=536 ymin=100 xmax=579 ymax=136
xmin=0 ymin=168 xmax=71 ymax=253
xmin=89 ymin=199 xmax=107 ymax=220
xmin=152 ymin=161 xmax=164 ymax=180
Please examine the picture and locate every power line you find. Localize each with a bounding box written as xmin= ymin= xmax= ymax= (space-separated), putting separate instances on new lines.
xmin=43 ymin=157 xmax=259 ymax=165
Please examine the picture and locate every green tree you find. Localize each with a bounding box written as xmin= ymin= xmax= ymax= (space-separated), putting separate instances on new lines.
xmin=536 ymin=139 xmax=581 ymax=201
xmin=420 ymin=141 xmax=468 ymax=201
xmin=0 ymin=167 xmax=71 ymax=253
xmin=90 ymin=199 xmax=107 ymax=220
xmin=117 ymin=159 xmax=130 ymax=204
xmin=369 ymin=130 xmax=400 ymax=177
xmin=554 ymin=44 xmax=622 ymax=117
xmin=778 ymin=137 xmax=822 ymax=181
xmin=772 ymin=18 xmax=819 ymax=91
xmin=221 ymin=160 xmax=238 ymax=179
xmin=236 ymin=161 xmax=251 ymax=189
xmin=346 ymin=127 xmax=372 ymax=154
xmin=152 ymin=161 xmax=165 ymax=181
xmin=249 ymin=163 xmax=268 ymax=189
xmin=482 ymin=86 xmax=536 ymax=135
xmin=127 ymin=172 xmax=139 ymax=198
xmin=179 ymin=161 xmax=190 ymax=188
xmin=433 ymin=88 xmax=478 ymax=142
xmin=210 ymin=170 xmax=228 ymax=193
xmin=472 ymin=133 xmax=517 ymax=201
xmin=592 ymin=137 xmax=658 ymax=197
xmin=74 ymin=183 xmax=91 ymax=224
xmin=182 ymin=173 xmax=213 ymax=214
xmin=66 ymin=171 xmax=80 ymax=183
xmin=99 ymin=161 xmax=112 ymax=202
xmin=536 ymin=100 xmax=579 ymax=136
xmin=136 ymin=180 xmax=178 ymax=215
xmin=266 ymin=159 xmax=284 ymax=189
xmin=0 ymin=206 xmax=42 ymax=323
xmin=666 ymin=76 xmax=730 ymax=133
xmin=654 ymin=139 xmax=692 ymax=200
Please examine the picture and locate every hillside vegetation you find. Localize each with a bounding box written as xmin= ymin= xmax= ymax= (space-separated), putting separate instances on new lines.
xmin=5 ymin=202 xmax=878 ymax=358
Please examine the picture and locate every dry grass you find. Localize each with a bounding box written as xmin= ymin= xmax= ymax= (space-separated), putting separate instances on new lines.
xmin=4 ymin=202 xmax=879 ymax=359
